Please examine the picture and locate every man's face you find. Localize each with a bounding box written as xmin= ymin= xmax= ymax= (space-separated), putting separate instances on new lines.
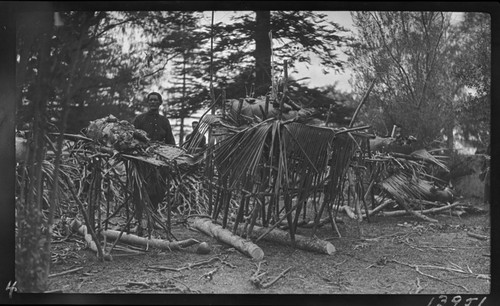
xmin=148 ymin=94 xmax=161 ymax=110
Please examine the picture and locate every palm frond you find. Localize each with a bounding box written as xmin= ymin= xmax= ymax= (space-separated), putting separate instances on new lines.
xmin=410 ymin=149 xmax=449 ymax=172
xmin=325 ymin=133 xmax=357 ymax=202
xmin=214 ymin=120 xmax=274 ymax=188
xmin=283 ymin=122 xmax=336 ymax=173
xmin=379 ymin=171 xmax=432 ymax=202
xmin=183 ymin=114 xmax=220 ymax=153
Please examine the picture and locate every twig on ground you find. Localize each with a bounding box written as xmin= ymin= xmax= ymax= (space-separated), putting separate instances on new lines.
xmin=126 ymin=281 xmax=150 ymax=288
xmin=399 ymin=237 xmax=425 ymax=252
xmin=97 ymin=287 xmax=123 ymax=293
xmin=249 ymin=261 xmax=268 ymax=288
xmin=417 ymin=243 xmax=489 ymax=250
xmin=414 ymin=277 xmax=423 ymax=294
xmin=199 ymin=267 xmax=220 ymax=281
xmin=390 ymin=259 xmax=470 ymax=291
xmin=44 ymin=288 xmax=65 ymax=293
xmin=147 ymin=256 xmax=230 ymax=272
xmin=362 ymin=231 xmax=408 ymax=242
xmin=188 ymin=256 xmax=222 ymax=269
xmin=332 ymin=259 xmax=348 ymax=268
xmin=261 ymin=267 xmax=292 ymax=289
xmin=110 ymin=253 xmax=145 ymax=257
xmin=170 ymin=278 xmax=201 ymax=293
xmin=48 ymin=267 xmax=83 ymax=278
xmin=219 ymin=255 xmax=237 ymax=269
xmin=467 ymin=232 xmax=489 ymax=241
xmin=250 ymin=261 xmax=292 ymax=289
xmin=417 ymin=266 xmax=468 ymax=291
xmin=77 ymin=279 xmax=86 ymax=290
xmin=147 ymin=265 xmax=186 ymax=272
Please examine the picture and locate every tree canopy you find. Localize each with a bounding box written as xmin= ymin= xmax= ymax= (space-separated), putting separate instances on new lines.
xmin=451 ymin=12 xmax=491 ymax=148
xmin=348 ymin=11 xmax=490 ymax=150
xmin=16 ymin=10 xmax=354 ymax=136
xmin=209 ymin=11 xmax=350 ymax=96
xmin=15 ymin=9 xmax=490 ymax=149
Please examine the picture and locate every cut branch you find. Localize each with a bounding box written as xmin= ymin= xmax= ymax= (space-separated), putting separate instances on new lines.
xmin=191 ymin=218 xmax=264 ymax=260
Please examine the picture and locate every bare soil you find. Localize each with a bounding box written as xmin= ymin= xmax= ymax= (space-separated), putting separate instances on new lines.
xmin=46 ymin=199 xmax=491 ymax=302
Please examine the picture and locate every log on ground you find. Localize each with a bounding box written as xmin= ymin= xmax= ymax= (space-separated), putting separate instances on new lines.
xmin=101 ymin=230 xmax=200 ymax=251
xmin=376 ymin=202 xmax=463 ymax=218
xmin=70 ymin=219 xmax=112 ymax=261
xmin=191 ymin=218 xmax=264 ymax=260
xmin=235 ymin=224 xmax=335 ymax=255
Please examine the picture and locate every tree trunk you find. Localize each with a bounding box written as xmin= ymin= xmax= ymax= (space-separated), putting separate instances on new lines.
xmin=236 ymin=224 xmax=336 ymax=255
xmin=15 ymin=11 xmax=53 ymax=293
xmin=191 ymin=218 xmax=264 ymax=260
xmin=254 ymin=11 xmax=272 ymax=97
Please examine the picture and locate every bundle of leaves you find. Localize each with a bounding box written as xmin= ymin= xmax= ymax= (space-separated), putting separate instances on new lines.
xmin=85 ymin=115 xmax=149 ymax=152
xmin=223 ymin=96 xmax=314 ymax=125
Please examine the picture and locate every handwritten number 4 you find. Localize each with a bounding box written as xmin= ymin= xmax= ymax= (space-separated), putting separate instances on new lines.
xmin=5 ymin=281 xmax=17 ymax=298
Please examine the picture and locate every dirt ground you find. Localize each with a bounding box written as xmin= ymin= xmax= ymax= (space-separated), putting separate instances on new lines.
xmin=45 ymin=199 xmax=491 ymax=302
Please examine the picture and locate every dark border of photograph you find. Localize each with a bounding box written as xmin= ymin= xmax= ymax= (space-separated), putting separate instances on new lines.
xmin=0 ymin=1 xmax=497 ymax=305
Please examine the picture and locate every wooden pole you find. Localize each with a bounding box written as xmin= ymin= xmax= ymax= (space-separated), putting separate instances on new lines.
xmin=349 ymin=78 xmax=376 ymax=128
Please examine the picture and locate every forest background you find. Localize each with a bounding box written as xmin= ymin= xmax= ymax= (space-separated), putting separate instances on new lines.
xmin=11 ymin=3 xmax=492 ymax=152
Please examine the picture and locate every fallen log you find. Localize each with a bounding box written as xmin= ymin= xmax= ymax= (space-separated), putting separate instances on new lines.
xmin=340 ymin=205 xmax=357 ymax=219
xmin=235 ymin=224 xmax=335 ymax=256
xmin=101 ymin=230 xmax=201 ymax=251
xmin=70 ymin=219 xmax=112 ymax=261
xmin=375 ymin=202 xmax=463 ymax=218
xmin=71 ymin=219 xmax=201 ymax=253
xmin=191 ymin=218 xmax=264 ymax=260
xmin=360 ymin=198 xmax=445 ymax=217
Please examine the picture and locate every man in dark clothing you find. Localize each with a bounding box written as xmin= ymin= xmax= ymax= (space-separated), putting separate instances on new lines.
xmin=133 ymin=92 xmax=176 ymax=145
xmin=131 ymin=92 xmax=175 ymax=235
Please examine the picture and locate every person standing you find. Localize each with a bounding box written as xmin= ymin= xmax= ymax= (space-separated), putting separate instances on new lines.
xmin=131 ymin=92 xmax=175 ymax=235
xmin=133 ymin=92 xmax=176 ymax=145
